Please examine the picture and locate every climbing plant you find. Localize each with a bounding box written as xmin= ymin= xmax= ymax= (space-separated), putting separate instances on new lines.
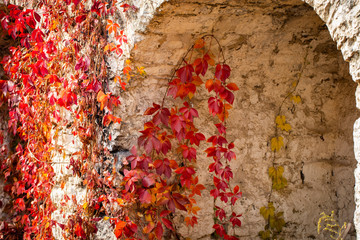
xmin=0 ymin=1 xmax=242 ymax=240
xmin=0 ymin=0 xmax=125 ymax=239
xmin=259 ymin=49 xmax=308 ymax=240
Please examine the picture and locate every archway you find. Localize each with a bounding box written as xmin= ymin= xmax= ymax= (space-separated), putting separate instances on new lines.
xmin=115 ymin=0 xmax=358 ymax=238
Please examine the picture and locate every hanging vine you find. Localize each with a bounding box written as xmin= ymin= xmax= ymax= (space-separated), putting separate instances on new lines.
xmin=259 ymin=48 xmax=309 ymax=240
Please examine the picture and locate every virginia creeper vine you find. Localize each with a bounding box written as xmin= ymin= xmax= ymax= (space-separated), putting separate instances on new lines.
xmin=259 ymin=48 xmax=309 ymax=240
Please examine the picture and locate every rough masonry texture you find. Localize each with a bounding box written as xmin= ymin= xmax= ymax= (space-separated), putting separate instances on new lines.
xmin=111 ymin=0 xmax=358 ymax=239
xmin=1 ymin=0 xmax=360 ymax=239
xmin=47 ymin=0 xmax=360 ymax=239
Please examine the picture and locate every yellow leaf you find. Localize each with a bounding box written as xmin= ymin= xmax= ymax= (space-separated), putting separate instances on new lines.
xmin=114 ymin=76 xmax=121 ymax=83
xmin=83 ymin=202 xmax=88 ymax=210
xmin=137 ymin=66 xmax=146 ymax=76
xmin=275 ymin=115 xmax=291 ymax=132
xmin=270 ymin=136 xmax=283 ymax=152
xmin=268 ymin=166 xmax=276 ymax=178
xmin=260 ymin=202 xmax=275 ymax=219
xmin=188 ymin=92 xmax=194 ymax=99
xmin=104 ymin=216 xmax=109 ymax=221
xmin=290 ymin=95 xmax=301 ymax=104
xmin=269 ymin=166 xmax=287 ymax=190
xmin=116 ymin=198 xmax=124 ymax=206
xmin=145 ymin=214 xmax=152 ymax=222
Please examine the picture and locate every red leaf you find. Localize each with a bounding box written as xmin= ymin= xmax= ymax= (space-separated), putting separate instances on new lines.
xmin=193 ymin=58 xmax=208 ymax=76
xmin=75 ymin=15 xmax=87 ymax=23
xmin=155 ymin=222 xmax=163 ymax=240
xmin=33 ymin=11 xmax=41 ymax=22
xmin=227 ymin=82 xmax=239 ymax=91
xmin=191 ymin=184 xmax=205 ymax=196
xmin=177 ymin=64 xmax=194 ymax=83
xmin=208 ymin=97 xmax=223 ymax=116
xmin=139 ymin=189 xmax=152 ymax=204
xmin=125 ymin=222 xmax=138 ymax=236
xmin=75 ymin=223 xmax=86 ymax=239
xmin=154 ymin=158 xmax=172 ymax=178
xmin=230 ymin=214 xmax=242 ymax=227
xmin=215 ymin=64 xmax=231 ymax=82
xmin=213 ymin=224 xmax=226 ymax=237
xmin=31 ymin=28 xmax=44 ymax=42
xmin=103 ymin=114 xmax=121 ymax=126
xmin=170 ymin=115 xmax=184 ymax=133
xmin=153 ymin=108 xmax=170 ymax=126
xmin=142 ymin=176 xmax=155 ymax=188
xmin=234 ymin=185 xmax=239 ymax=194
xmin=160 ymin=210 xmax=171 ymax=218
xmin=144 ymin=103 xmax=160 ymax=115
xmin=15 ymin=198 xmax=25 ymax=211
xmin=215 ymin=207 xmax=226 ymax=221
xmin=72 ymin=0 xmax=81 ymax=5
xmin=162 ymin=218 xmax=174 ymax=231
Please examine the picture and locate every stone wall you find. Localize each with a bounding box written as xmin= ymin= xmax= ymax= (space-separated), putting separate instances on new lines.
xmin=2 ymin=0 xmax=360 ymax=239
xmin=301 ymin=0 xmax=360 ymax=238
xmin=111 ymin=0 xmax=359 ymax=239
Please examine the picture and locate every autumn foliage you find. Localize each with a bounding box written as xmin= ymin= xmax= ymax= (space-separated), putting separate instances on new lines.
xmin=0 ymin=1 xmax=242 ymax=239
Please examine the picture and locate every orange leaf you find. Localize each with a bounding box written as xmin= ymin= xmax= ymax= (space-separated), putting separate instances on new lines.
xmin=194 ymin=39 xmax=205 ymax=49
xmin=169 ymin=160 xmax=179 ymax=169
xmin=104 ymin=43 xmax=116 ymax=52
xmin=227 ymin=82 xmax=239 ymax=91
xmin=106 ymin=19 xmax=120 ymax=35
xmin=123 ymin=66 xmax=131 ymax=75
xmin=114 ymin=221 xmax=126 ymax=238
xmin=143 ymin=221 xmax=155 ymax=234
xmin=205 ymin=79 xmax=214 ymax=91
xmin=184 ymin=216 xmax=198 ymax=227
xmin=103 ymin=114 xmax=122 ymax=126
xmin=97 ymin=90 xmax=109 ymax=111
xmin=192 ymin=76 xmax=203 ymax=86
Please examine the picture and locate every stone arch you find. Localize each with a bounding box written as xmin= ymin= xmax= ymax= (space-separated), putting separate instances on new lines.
xmin=115 ymin=0 xmax=359 ymax=238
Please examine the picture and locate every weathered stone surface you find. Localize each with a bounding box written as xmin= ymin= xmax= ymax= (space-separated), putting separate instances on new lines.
xmin=2 ymin=0 xmax=360 ymax=239
xmin=114 ymin=0 xmax=358 ymax=239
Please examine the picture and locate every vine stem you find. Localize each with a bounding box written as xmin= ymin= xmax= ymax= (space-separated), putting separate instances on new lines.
xmin=160 ymin=34 xmax=226 ymax=109
xmin=267 ymin=46 xmax=309 ymax=203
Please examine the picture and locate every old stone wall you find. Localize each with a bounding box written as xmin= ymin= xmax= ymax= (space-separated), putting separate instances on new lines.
xmin=111 ymin=0 xmax=359 ymax=239
xmin=301 ymin=0 xmax=360 ymax=238
xmin=1 ymin=0 xmax=360 ymax=239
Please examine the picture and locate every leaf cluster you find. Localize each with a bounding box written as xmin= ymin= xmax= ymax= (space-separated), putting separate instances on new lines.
xmin=259 ymin=203 xmax=285 ymax=240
